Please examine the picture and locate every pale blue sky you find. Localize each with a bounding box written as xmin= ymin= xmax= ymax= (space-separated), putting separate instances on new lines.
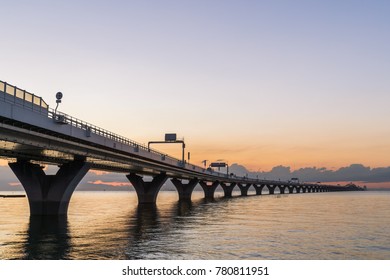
xmin=1 ymin=0 xmax=390 ymax=170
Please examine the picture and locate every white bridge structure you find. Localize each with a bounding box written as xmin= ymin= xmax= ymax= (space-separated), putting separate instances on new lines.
xmin=0 ymin=80 xmax=364 ymax=216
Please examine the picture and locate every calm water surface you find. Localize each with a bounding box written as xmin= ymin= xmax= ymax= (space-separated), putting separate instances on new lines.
xmin=0 ymin=191 xmax=389 ymax=260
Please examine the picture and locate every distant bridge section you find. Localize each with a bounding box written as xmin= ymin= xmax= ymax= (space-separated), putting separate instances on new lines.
xmin=0 ymin=80 xmax=364 ymax=216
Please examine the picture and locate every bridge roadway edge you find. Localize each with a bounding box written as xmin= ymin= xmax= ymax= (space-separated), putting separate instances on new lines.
xmin=0 ymin=84 xmax=364 ymax=216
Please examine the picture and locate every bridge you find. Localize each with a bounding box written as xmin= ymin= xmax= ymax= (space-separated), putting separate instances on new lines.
xmin=0 ymin=80 xmax=364 ymax=216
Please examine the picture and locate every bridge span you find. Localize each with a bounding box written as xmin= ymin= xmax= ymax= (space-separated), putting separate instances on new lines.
xmin=0 ymin=81 xmax=364 ymax=216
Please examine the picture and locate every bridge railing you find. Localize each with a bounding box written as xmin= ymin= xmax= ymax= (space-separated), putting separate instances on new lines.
xmin=0 ymin=80 xmax=49 ymax=113
xmin=0 ymin=80 xmax=190 ymax=169
xmin=0 ymin=80 xmax=227 ymax=178
xmin=48 ymin=109 xmax=206 ymax=171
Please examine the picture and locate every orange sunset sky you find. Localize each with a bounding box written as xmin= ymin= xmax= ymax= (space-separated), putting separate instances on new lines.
xmin=1 ymin=1 xmax=390 ymax=188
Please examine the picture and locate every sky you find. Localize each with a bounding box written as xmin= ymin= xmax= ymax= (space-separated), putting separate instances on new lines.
xmin=1 ymin=0 xmax=390 ymax=188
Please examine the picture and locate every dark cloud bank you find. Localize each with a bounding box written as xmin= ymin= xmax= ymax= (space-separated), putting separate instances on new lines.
xmin=230 ymin=164 xmax=390 ymax=184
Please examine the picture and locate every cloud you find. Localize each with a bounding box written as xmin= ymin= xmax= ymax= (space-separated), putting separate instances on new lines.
xmin=8 ymin=182 xmax=22 ymax=187
xmin=90 ymin=170 xmax=111 ymax=176
xmin=87 ymin=180 xmax=131 ymax=187
xmin=230 ymin=163 xmax=390 ymax=184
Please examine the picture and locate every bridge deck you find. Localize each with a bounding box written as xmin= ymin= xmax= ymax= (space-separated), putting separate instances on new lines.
xmin=0 ymin=80 xmax=284 ymax=185
xmin=0 ymin=80 xmax=363 ymax=215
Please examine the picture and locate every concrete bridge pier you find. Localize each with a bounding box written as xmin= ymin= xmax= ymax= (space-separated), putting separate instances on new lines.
xmin=287 ymin=186 xmax=295 ymax=194
xmin=199 ymin=181 xmax=219 ymax=199
xmin=171 ymin=178 xmax=199 ymax=201
xmin=277 ymin=185 xmax=286 ymax=194
xmin=238 ymin=183 xmax=252 ymax=196
xmin=9 ymin=159 xmax=90 ymax=216
xmin=267 ymin=185 xmax=276 ymax=195
xmin=252 ymin=184 xmax=265 ymax=195
xmin=220 ymin=182 xmax=236 ymax=197
xmin=126 ymin=173 xmax=168 ymax=204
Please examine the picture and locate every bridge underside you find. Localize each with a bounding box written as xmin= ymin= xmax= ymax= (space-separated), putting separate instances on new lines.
xmin=3 ymin=156 xmax=362 ymax=216
xmin=0 ymin=118 xmax=363 ymax=217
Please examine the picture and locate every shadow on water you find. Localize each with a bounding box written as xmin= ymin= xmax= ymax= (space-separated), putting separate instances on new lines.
xmin=24 ymin=216 xmax=71 ymax=260
xmin=131 ymin=204 xmax=160 ymax=240
xmin=9 ymin=192 xmax=389 ymax=260
xmin=124 ymin=204 xmax=161 ymax=259
xmin=123 ymin=198 xmax=211 ymax=259
xmin=22 ymin=195 xmax=237 ymax=259
xmin=174 ymin=200 xmax=194 ymax=216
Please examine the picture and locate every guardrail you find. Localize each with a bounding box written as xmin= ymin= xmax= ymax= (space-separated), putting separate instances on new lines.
xmin=0 ymin=80 xmax=48 ymax=113
xmin=0 ymin=80 xmax=270 ymax=181
xmin=1 ymin=80 xmax=219 ymax=176
xmin=49 ymin=109 xmax=234 ymax=178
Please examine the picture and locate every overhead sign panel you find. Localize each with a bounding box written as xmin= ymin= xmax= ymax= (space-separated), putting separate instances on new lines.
xmin=210 ymin=162 xmax=227 ymax=168
xmin=165 ymin=133 xmax=177 ymax=142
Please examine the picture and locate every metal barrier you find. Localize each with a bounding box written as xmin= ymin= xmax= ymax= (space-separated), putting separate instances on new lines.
xmin=0 ymin=80 xmax=48 ymax=113
xmin=49 ymin=109 xmax=210 ymax=174
xmin=0 ymin=80 xmax=205 ymax=172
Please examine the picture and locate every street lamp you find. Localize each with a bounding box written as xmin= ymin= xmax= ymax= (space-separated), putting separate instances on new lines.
xmin=55 ymin=92 xmax=63 ymax=115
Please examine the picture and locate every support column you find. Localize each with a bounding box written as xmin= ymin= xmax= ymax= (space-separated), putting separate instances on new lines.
xmin=199 ymin=181 xmax=219 ymax=199
xmin=296 ymin=187 xmax=301 ymax=193
xmin=9 ymin=159 xmax=90 ymax=216
xmin=287 ymin=186 xmax=295 ymax=194
xmin=171 ymin=178 xmax=199 ymax=201
xmin=253 ymin=184 xmax=265 ymax=195
xmin=220 ymin=182 xmax=236 ymax=197
xmin=126 ymin=173 xmax=168 ymax=204
xmin=238 ymin=183 xmax=251 ymax=196
xmin=267 ymin=185 xmax=276 ymax=195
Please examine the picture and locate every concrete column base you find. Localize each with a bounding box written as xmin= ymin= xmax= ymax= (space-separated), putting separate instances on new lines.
xmin=9 ymin=159 xmax=90 ymax=216
xmin=238 ymin=183 xmax=251 ymax=196
xmin=253 ymin=184 xmax=265 ymax=195
xmin=171 ymin=178 xmax=199 ymax=201
xmin=267 ymin=185 xmax=276 ymax=195
xmin=127 ymin=173 xmax=168 ymax=204
xmin=199 ymin=181 xmax=219 ymax=199
xmin=220 ymin=182 xmax=236 ymax=197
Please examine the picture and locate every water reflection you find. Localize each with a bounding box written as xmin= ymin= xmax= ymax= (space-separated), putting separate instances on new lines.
xmin=25 ymin=216 xmax=70 ymax=260
xmin=174 ymin=200 xmax=193 ymax=216
xmin=131 ymin=204 xmax=160 ymax=240
xmin=123 ymin=198 xmax=212 ymax=259
xmin=1 ymin=192 xmax=387 ymax=260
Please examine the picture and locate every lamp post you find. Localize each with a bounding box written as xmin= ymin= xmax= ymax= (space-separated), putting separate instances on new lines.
xmin=55 ymin=92 xmax=63 ymax=115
